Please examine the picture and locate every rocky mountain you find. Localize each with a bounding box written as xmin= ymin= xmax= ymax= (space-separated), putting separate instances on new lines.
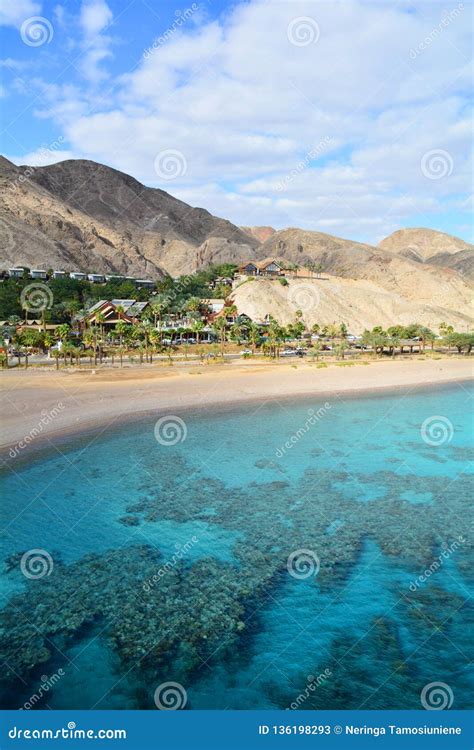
xmin=379 ymin=228 xmax=471 ymax=261
xmin=0 ymin=157 xmax=257 ymax=278
xmin=240 ymin=226 xmax=276 ymax=243
xmin=379 ymin=228 xmax=474 ymax=280
xmin=0 ymin=156 xmax=472 ymax=331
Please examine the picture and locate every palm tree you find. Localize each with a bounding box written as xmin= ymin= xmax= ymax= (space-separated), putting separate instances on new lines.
xmin=55 ymin=323 xmax=70 ymax=359
xmin=212 ymin=317 xmax=227 ymax=356
xmin=191 ymin=320 xmax=205 ymax=344
xmin=115 ymin=320 xmax=130 ymax=367
xmin=94 ymin=312 xmax=105 ymax=364
xmin=248 ymin=322 xmax=261 ymax=352
xmin=229 ymin=321 xmax=244 ymax=344
xmin=267 ymin=318 xmax=283 ymax=358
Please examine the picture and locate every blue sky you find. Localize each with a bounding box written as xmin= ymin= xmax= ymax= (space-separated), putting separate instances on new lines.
xmin=1 ymin=0 xmax=472 ymax=244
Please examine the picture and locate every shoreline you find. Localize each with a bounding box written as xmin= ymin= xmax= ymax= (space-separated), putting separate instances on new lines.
xmin=1 ymin=357 xmax=472 ymax=459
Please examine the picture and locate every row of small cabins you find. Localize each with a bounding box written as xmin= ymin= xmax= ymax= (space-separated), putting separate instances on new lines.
xmin=5 ymin=268 xmax=156 ymax=287
xmin=6 ymin=258 xmax=287 ymax=285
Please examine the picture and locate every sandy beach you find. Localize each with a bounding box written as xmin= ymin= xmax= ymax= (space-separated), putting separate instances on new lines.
xmin=1 ymin=357 xmax=472 ymax=454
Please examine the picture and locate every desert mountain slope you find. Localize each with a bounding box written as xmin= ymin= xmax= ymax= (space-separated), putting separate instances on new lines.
xmin=256 ymin=228 xmax=473 ymax=311
xmin=379 ymin=228 xmax=472 ymax=261
xmin=240 ymin=226 xmax=276 ymax=243
xmin=231 ymin=277 xmax=472 ymax=334
xmin=0 ymin=157 xmax=257 ymax=277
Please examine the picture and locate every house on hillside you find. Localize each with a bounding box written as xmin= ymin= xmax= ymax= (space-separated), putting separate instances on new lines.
xmin=238 ymin=258 xmax=283 ymax=277
xmin=69 ymin=272 xmax=88 ymax=281
xmin=30 ymin=269 xmax=48 ymax=280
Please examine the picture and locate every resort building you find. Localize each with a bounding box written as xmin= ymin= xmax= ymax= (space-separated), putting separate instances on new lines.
xmin=134 ymin=279 xmax=156 ymax=289
xmin=69 ymin=272 xmax=88 ymax=281
xmin=29 ymin=269 xmax=48 ymax=280
xmin=238 ymin=258 xmax=283 ymax=277
xmin=87 ymin=273 xmax=106 ymax=283
xmin=79 ymin=299 xmax=150 ymax=329
xmin=8 ymin=268 xmax=25 ymax=278
xmin=52 ymin=270 xmax=68 ymax=279
xmin=202 ymin=298 xmax=226 ymax=314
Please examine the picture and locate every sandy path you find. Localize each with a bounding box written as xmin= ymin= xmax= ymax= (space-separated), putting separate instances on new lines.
xmin=0 ymin=357 xmax=472 ymax=454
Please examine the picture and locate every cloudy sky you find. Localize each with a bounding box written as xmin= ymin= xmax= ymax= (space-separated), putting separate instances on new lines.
xmin=1 ymin=0 xmax=472 ymax=243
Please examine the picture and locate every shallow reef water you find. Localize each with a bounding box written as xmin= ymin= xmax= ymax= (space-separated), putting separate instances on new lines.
xmin=0 ymin=382 xmax=472 ymax=710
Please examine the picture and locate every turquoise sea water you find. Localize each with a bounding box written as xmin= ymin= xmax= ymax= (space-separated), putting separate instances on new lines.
xmin=1 ymin=382 xmax=472 ymax=710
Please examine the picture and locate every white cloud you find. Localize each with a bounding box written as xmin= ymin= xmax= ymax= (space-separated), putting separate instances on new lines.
xmin=78 ymin=0 xmax=113 ymax=83
xmin=6 ymin=0 xmax=473 ymax=241
xmin=0 ymin=0 xmax=41 ymax=28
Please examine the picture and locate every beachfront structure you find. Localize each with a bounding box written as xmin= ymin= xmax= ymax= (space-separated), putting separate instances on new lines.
xmin=69 ymin=272 xmax=87 ymax=281
xmin=79 ymin=299 xmax=150 ymax=329
xmin=238 ymin=258 xmax=283 ymax=277
xmin=29 ymin=269 xmax=48 ymax=280
xmin=87 ymin=273 xmax=106 ymax=283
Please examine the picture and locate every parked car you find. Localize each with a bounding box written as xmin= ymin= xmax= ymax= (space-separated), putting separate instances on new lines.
xmin=240 ymin=349 xmax=253 ymax=356
xmin=280 ymin=349 xmax=297 ymax=357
